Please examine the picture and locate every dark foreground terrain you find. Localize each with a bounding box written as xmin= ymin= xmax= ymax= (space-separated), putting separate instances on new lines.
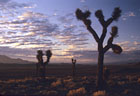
xmin=0 ymin=63 xmax=140 ymax=96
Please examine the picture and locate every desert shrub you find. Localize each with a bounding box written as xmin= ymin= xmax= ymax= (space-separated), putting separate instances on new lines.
xmin=39 ymin=90 xmax=58 ymax=96
xmin=67 ymin=87 xmax=86 ymax=96
xmin=118 ymin=81 xmax=125 ymax=85
xmin=123 ymin=89 xmax=132 ymax=95
xmin=82 ymin=76 xmax=87 ymax=80
xmin=137 ymin=78 xmax=140 ymax=83
xmin=93 ymin=90 xmax=106 ymax=96
xmin=18 ymin=84 xmax=27 ymax=89
xmin=107 ymin=79 xmax=118 ymax=86
xmin=63 ymin=78 xmax=73 ymax=83
xmin=65 ymin=81 xmax=76 ymax=89
xmin=46 ymin=90 xmax=58 ymax=96
xmin=51 ymin=79 xmax=62 ymax=87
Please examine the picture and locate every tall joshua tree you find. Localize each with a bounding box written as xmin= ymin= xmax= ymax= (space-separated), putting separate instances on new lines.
xmin=75 ymin=7 xmax=122 ymax=90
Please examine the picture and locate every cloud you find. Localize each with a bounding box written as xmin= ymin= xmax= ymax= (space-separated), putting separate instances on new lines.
xmin=57 ymin=13 xmax=74 ymax=24
xmin=105 ymin=50 xmax=140 ymax=63
xmin=58 ymin=16 xmax=73 ymax=24
xmin=18 ymin=11 xmax=47 ymax=20
xmin=0 ymin=4 xmax=60 ymax=50
xmin=122 ymin=11 xmax=136 ymax=20
xmin=1 ymin=44 xmax=139 ymax=63
xmin=65 ymin=49 xmax=140 ymax=63
xmin=0 ymin=1 xmax=32 ymax=10
xmin=80 ymin=0 xmax=86 ymax=3
xmin=115 ymin=41 xmax=140 ymax=51
xmin=128 ymin=12 xmax=135 ymax=16
xmin=0 ymin=0 xmax=10 ymax=3
xmin=51 ymin=12 xmax=90 ymax=50
xmin=0 ymin=5 xmax=91 ymax=62
xmin=117 ymin=41 xmax=130 ymax=46
xmin=0 ymin=46 xmax=35 ymax=60
xmin=134 ymin=41 xmax=140 ymax=45
xmin=3 ymin=0 xmax=138 ymax=64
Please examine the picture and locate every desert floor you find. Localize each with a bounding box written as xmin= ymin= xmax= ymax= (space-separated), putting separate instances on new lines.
xmin=0 ymin=63 xmax=140 ymax=96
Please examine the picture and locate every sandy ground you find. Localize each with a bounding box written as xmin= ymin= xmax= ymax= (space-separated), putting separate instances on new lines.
xmin=0 ymin=63 xmax=140 ymax=96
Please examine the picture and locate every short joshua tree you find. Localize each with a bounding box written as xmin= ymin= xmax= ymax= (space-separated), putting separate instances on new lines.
xmin=36 ymin=50 xmax=44 ymax=77
xmin=75 ymin=7 xmax=122 ymax=90
xmin=36 ymin=50 xmax=52 ymax=78
xmin=72 ymin=58 xmax=77 ymax=77
xmin=39 ymin=50 xmax=52 ymax=78
xmin=45 ymin=50 xmax=52 ymax=64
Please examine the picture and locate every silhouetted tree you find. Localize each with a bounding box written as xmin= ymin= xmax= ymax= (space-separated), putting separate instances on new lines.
xmin=40 ymin=50 xmax=52 ymax=78
xmin=36 ymin=50 xmax=52 ymax=78
xmin=45 ymin=50 xmax=52 ymax=64
xmin=75 ymin=7 xmax=122 ymax=90
xmin=72 ymin=58 xmax=76 ymax=77
xmin=36 ymin=50 xmax=44 ymax=77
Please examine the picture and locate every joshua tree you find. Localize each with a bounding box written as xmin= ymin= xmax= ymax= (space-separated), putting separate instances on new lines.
xmin=36 ymin=50 xmax=44 ymax=77
xmin=75 ymin=7 xmax=122 ymax=90
xmin=72 ymin=58 xmax=77 ymax=77
xmin=45 ymin=50 xmax=52 ymax=64
xmin=40 ymin=50 xmax=52 ymax=78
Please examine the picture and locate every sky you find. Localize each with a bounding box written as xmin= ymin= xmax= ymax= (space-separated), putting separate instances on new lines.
xmin=0 ymin=0 xmax=140 ymax=64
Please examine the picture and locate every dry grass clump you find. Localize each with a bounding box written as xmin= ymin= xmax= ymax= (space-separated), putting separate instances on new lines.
xmin=137 ymin=78 xmax=140 ymax=83
xmin=67 ymin=87 xmax=86 ymax=96
xmin=93 ymin=90 xmax=106 ymax=96
xmin=82 ymin=76 xmax=87 ymax=80
xmin=46 ymin=90 xmax=58 ymax=96
xmin=65 ymin=81 xmax=76 ymax=89
xmin=123 ymin=89 xmax=132 ymax=95
xmin=51 ymin=79 xmax=62 ymax=87
xmin=39 ymin=90 xmax=58 ymax=96
xmin=118 ymin=81 xmax=125 ymax=85
xmin=63 ymin=78 xmax=76 ymax=89
xmin=63 ymin=78 xmax=73 ymax=83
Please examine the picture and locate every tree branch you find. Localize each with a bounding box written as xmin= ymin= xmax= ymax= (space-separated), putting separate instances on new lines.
xmin=100 ymin=28 xmax=107 ymax=43
xmin=99 ymin=18 xmax=113 ymax=43
xmin=87 ymin=25 xmax=100 ymax=43
xmin=103 ymin=36 xmax=114 ymax=53
xmin=95 ymin=10 xmax=105 ymax=27
xmin=103 ymin=45 xmax=110 ymax=53
xmin=106 ymin=18 xmax=114 ymax=27
xmin=83 ymin=19 xmax=100 ymax=43
xmin=99 ymin=19 xmax=105 ymax=27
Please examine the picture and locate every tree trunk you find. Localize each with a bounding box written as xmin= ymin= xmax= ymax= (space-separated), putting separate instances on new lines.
xmin=72 ymin=63 xmax=76 ymax=77
xmin=96 ymin=49 xmax=104 ymax=90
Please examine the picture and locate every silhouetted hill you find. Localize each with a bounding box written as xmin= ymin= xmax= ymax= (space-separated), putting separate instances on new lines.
xmin=0 ymin=55 xmax=32 ymax=64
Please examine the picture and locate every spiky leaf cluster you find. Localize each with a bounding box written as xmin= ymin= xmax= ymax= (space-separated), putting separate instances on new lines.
xmin=46 ymin=50 xmax=52 ymax=58
xmin=46 ymin=50 xmax=52 ymax=63
xmin=111 ymin=44 xmax=122 ymax=54
xmin=84 ymin=19 xmax=91 ymax=26
xmin=76 ymin=8 xmax=91 ymax=20
xmin=95 ymin=10 xmax=104 ymax=20
xmin=75 ymin=9 xmax=83 ymax=20
xmin=37 ymin=50 xmax=43 ymax=56
xmin=110 ymin=26 xmax=118 ymax=38
xmin=84 ymin=11 xmax=91 ymax=19
xmin=112 ymin=7 xmax=121 ymax=21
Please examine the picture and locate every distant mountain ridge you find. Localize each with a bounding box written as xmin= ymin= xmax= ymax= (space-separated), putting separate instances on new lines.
xmin=0 ymin=55 xmax=32 ymax=64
